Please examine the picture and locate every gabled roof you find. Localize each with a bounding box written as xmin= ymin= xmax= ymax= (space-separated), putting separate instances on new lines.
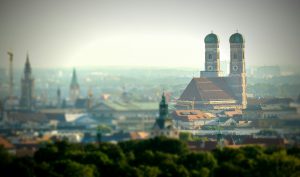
xmin=179 ymin=77 xmax=235 ymax=101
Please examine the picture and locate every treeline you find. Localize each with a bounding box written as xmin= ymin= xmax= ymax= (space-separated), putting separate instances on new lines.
xmin=1 ymin=137 xmax=300 ymax=177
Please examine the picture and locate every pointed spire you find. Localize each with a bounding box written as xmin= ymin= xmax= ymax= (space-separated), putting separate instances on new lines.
xmin=70 ymin=68 xmax=79 ymax=90
xmin=160 ymin=92 xmax=166 ymax=105
xmin=72 ymin=68 xmax=76 ymax=79
xmin=57 ymin=87 xmax=61 ymax=96
xmin=71 ymin=68 xmax=78 ymax=86
xmin=26 ymin=52 xmax=29 ymax=62
xmin=24 ymin=52 xmax=31 ymax=74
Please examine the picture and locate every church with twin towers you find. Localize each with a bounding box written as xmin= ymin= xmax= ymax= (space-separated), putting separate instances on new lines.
xmin=178 ymin=32 xmax=247 ymax=110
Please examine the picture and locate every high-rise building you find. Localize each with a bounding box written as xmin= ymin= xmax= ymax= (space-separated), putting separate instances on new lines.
xmin=69 ymin=68 xmax=80 ymax=104
xmin=20 ymin=54 xmax=34 ymax=110
xmin=178 ymin=32 xmax=247 ymax=110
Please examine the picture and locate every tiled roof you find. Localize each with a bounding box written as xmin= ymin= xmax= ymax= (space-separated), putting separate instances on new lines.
xmin=172 ymin=110 xmax=215 ymax=121
xmin=179 ymin=77 xmax=235 ymax=101
xmin=0 ymin=136 xmax=14 ymax=149
xmin=129 ymin=131 xmax=149 ymax=140
xmin=224 ymin=109 xmax=242 ymax=117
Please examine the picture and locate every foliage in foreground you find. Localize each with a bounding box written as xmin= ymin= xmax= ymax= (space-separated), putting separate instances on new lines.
xmin=1 ymin=137 xmax=300 ymax=177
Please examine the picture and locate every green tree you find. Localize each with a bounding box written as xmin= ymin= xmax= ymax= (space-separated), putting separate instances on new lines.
xmin=179 ymin=132 xmax=192 ymax=141
xmin=180 ymin=152 xmax=217 ymax=171
xmin=52 ymin=160 xmax=97 ymax=177
xmin=138 ymin=165 xmax=161 ymax=177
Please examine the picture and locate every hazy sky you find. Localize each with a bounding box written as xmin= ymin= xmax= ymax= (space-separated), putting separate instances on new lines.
xmin=0 ymin=0 xmax=300 ymax=69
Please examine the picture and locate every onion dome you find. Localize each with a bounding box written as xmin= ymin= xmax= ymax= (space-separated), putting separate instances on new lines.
xmin=230 ymin=33 xmax=244 ymax=43
xmin=204 ymin=33 xmax=219 ymax=43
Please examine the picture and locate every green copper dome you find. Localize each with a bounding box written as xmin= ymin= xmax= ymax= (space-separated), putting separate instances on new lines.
xmin=230 ymin=33 xmax=244 ymax=43
xmin=204 ymin=33 xmax=219 ymax=43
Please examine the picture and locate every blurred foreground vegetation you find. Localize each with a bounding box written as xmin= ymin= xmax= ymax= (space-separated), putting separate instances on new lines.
xmin=1 ymin=137 xmax=300 ymax=177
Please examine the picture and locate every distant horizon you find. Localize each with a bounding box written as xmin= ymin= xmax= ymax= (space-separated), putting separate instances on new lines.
xmin=1 ymin=63 xmax=299 ymax=75
xmin=1 ymin=0 xmax=300 ymax=68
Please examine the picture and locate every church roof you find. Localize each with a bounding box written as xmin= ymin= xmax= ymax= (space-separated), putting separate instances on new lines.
xmin=179 ymin=77 xmax=236 ymax=101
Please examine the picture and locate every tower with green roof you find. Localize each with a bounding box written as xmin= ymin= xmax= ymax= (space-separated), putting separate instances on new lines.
xmin=152 ymin=93 xmax=179 ymax=138
xmin=200 ymin=32 xmax=221 ymax=77
xmin=228 ymin=32 xmax=247 ymax=109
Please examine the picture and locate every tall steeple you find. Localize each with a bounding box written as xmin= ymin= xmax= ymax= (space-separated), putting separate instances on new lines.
xmin=69 ymin=68 xmax=80 ymax=104
xmin=57 ymin=87 xmax=61 ymax=107
xmin=228 ymin=32 xmax=247 ymax=109
xmin=20 ymin=53 xmax=34 ymax=110
xmin=71 ymin=68 xmax=79 ymax=87
xmin=159 ymin=93 xmax=169 ymax=119
xmin=151 ymin=92 xmax=179 ymax=138
xmin=200 ymin=32 xmax=221 ymax=77
xmin=24 ymin=53 xmax=32 ymax=75
xmin=7 ymin=51 xmax=14 ymax=101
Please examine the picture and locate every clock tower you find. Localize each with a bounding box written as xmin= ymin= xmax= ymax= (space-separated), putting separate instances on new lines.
xmin=229 ymin=32 xmax=247 ymax=109
xmin=200 ymin=32 xmax=221 ymax=77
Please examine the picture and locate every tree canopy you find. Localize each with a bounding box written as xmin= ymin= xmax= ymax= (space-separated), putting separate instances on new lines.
xmin=0 ymin=138 xmax=300 ymax=177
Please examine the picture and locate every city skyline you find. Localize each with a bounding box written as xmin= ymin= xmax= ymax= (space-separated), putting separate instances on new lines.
xmin=1 ymin=0 xmax=300 ymax=68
